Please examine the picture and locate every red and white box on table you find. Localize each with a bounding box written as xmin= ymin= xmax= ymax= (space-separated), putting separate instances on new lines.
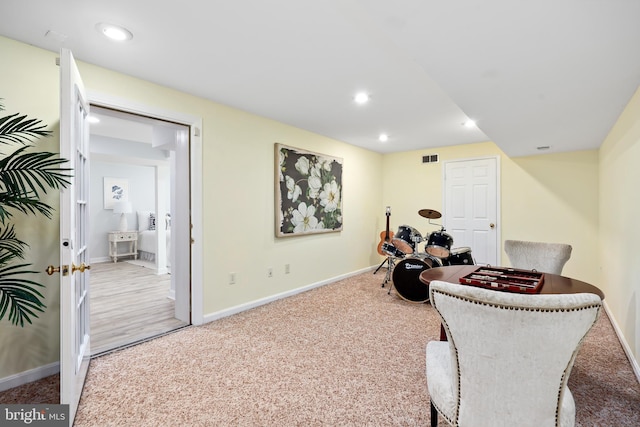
xmin=459 ymin=266 xmax=545 ymax=294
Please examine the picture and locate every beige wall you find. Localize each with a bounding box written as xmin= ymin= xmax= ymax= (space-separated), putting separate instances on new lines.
xmin=504 ymin=149 xmax=600 ymax=284
xmin=599 ymin=85 xmax=640 ymax=362
xmin=382 ymin=142 xmax=600 ymax=284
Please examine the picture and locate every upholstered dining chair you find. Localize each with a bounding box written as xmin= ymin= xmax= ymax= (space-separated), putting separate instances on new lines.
xmin=426 ymin=280 xmax=601 ymax=427
xmin=504 ymin=240 xmax=572 ymax=274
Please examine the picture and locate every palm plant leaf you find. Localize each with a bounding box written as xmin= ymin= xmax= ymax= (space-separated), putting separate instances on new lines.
xmin=0 ymin=225 xmax=28 ymax=265
xmin=0 ymin=112 xmax=51 ymax=146
xmin=0 ymin=263 xmax=45 ymax=327
xmin=0 ymin=145 xmax=71 ymax=195
xmin=0 ymin=192 xmax=55 ymax=222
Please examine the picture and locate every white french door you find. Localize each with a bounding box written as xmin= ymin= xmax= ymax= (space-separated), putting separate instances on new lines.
xmin=59 ymin=48 xmax=91 ymax=424
xmin=443 ymin=157 xmax=500 ymax=265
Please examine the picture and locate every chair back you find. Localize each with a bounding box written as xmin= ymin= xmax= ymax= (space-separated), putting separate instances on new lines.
xmin=429 ymin=280 xmax=601 ymax=427
xmin=504 ymin=240 xmax=572 ymax=274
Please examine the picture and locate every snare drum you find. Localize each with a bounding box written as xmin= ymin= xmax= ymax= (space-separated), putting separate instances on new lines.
xmin=443 ymin=247 xmax=475 ymax=266
xmin=426 ymin=231 xmax=453 ymax=258
xmin=392 ymin=256 xmax=442 ymax=303
xmin=381 ymin=242 xmax=405 ymax=259
xmin=392 ymin=225 xmax=422 ymax=255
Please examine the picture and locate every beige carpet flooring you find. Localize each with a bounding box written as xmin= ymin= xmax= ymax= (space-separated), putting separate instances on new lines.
xmin=2 ymin=270 xmax=639 ymax=425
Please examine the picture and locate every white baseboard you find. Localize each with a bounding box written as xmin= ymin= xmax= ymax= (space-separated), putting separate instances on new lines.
xmin=202 ymin=265 xmax=375 ymax=324
xmin=603 ymin=301 xmax=640 ymax=383
xmin=0 ymin=362 xmax=60 ymax=392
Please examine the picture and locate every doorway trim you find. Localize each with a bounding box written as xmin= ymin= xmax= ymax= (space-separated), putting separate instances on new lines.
xmin=88 ymin=91 xmax=204 ymax=325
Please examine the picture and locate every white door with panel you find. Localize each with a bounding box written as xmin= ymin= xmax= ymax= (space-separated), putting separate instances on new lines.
xmin=444 ymin=157 xmax=499 ymax=266
xmin=59 ymin=48 xmax=91 ymax=424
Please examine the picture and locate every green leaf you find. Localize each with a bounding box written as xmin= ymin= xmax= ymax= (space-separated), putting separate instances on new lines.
xmin=0 ymin=224 xmax=29 ymax=263
xmin=0 ymin=112 xmax=51 ymax=145
xmin=0 ymin=263 xmax=45 ymax=327
xmin=0 ymin=145 xmax=71 ymax=197
xmin=0 ymin=192 xmax=55 ymax=221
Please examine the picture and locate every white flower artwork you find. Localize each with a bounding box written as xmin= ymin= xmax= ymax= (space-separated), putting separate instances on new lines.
xmin=275 ymin=143 xmax=343 ymax=237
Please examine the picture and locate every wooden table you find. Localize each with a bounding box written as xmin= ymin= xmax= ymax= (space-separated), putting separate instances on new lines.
xmin=419 ymin=264 xmax=604 ymax=299
xmin=419 ymin=265 xmax=604 ymax=341
xmin=108 ymin=231 xmax=139 ymax=263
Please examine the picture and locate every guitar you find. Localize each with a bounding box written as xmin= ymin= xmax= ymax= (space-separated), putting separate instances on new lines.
xmin=376 ymin=207 xmax=394 ymax=256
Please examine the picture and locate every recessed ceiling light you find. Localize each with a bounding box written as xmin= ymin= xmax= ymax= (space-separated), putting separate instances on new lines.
xmin=463 ymin=119 xmax=476 ymax=128
xmin=354 ymin=92 xmax=370 ymax=104
xmin=379 ymin=133 xmax=389 ymax=142
xmin=96 ymin=22 xmax=133 ymax=42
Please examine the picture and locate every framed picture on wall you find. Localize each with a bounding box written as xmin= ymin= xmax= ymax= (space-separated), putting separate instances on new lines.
xmin=103 ymin=177 xmax=129 ymax=209
xmin=275 ymin=143 xmax=343 ymax=237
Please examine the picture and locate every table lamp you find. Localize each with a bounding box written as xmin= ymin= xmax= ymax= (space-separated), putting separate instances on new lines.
xmin=113 ymin=201 xmax=132 ymax=231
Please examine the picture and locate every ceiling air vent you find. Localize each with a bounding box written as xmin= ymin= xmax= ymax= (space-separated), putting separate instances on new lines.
xmin=422 ymin=154 xmax=439 ymax=164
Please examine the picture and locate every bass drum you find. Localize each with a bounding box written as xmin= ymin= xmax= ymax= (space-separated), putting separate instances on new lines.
xmin=442 ymin=247 xmax=475 ymax=266
xmin=392 ymin=256 xmax=441 ymax=303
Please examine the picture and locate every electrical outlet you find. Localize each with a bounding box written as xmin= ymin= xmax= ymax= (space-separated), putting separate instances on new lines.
xmin=285 ymin=264 xmax=290 ymax=274
xmin=229 ymin=272 xmax=236 ymax=285
xmin=267 ymin=267 xmax=273 ymax=278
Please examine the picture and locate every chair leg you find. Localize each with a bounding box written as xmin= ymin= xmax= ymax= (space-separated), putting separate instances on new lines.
xmin=430 ymin=401 xmax=438 ymax=427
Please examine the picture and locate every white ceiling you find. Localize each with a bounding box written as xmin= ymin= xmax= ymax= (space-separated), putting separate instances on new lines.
xmin=1 ymin=0 xmax=639 ymax=156
xmin=89 ymin=107 xmax=154 ymax=144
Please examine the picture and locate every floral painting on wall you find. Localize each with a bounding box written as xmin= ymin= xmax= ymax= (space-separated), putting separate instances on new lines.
xmin=275 ymin=143 xmax=343 ymax=237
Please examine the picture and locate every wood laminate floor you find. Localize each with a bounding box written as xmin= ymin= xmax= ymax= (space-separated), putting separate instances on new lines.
xmin=89 ymin=261 xmax=189 ymax=356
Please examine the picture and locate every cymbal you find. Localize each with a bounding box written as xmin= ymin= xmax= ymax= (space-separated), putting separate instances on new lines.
xmin=418 ymin=209 xmax=442 ymax=219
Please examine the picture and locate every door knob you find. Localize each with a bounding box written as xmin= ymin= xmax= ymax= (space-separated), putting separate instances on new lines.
xmin=71 ymin=263 xmax=91 ymax=274
xmin=45 ymin=265 xmax=60 ymax=275
xmin=45 ymin=265 xmax=69 ymax=276
xmin=490 ymin=223 xmax=495 ymax=229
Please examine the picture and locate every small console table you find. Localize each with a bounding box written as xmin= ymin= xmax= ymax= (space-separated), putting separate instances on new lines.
xmin=108 ymin=231 xmax=138 ymax=263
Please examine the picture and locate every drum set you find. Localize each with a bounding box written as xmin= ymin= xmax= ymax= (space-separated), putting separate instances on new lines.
xmin=379 ymin=209 xmax=475 ymax=303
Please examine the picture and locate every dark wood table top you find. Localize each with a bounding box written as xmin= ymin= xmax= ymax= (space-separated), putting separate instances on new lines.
xmin=419 ymin=264 xmax=605 ymax=300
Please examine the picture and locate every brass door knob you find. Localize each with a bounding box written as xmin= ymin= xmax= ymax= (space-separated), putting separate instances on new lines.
xmin=45 ymin=265 xmax=60 ymax=275
xmin=71 ymin=263 xmax=91 ymax=274
xmin=45 ymin=265 xmax=69 ymax=276
xmin=490 ymin=223 xmax=495 ymax=229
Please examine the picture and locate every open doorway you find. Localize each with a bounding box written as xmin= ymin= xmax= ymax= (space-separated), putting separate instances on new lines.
xmin=88 ymin=105 xmax=191 ymax=355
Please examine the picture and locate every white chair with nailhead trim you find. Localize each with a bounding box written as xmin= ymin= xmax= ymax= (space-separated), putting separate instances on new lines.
xmin=504 ymin=240 xmax=572 ymax=275
xmin=426 ymin=280 xmax=601 ymax=427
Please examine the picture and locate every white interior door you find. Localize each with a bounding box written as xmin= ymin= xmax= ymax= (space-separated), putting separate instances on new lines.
xmin=59 ymin=48 xmax=91 ymax=424
xmin=444 ymin=157 xmax=500 ymax=265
